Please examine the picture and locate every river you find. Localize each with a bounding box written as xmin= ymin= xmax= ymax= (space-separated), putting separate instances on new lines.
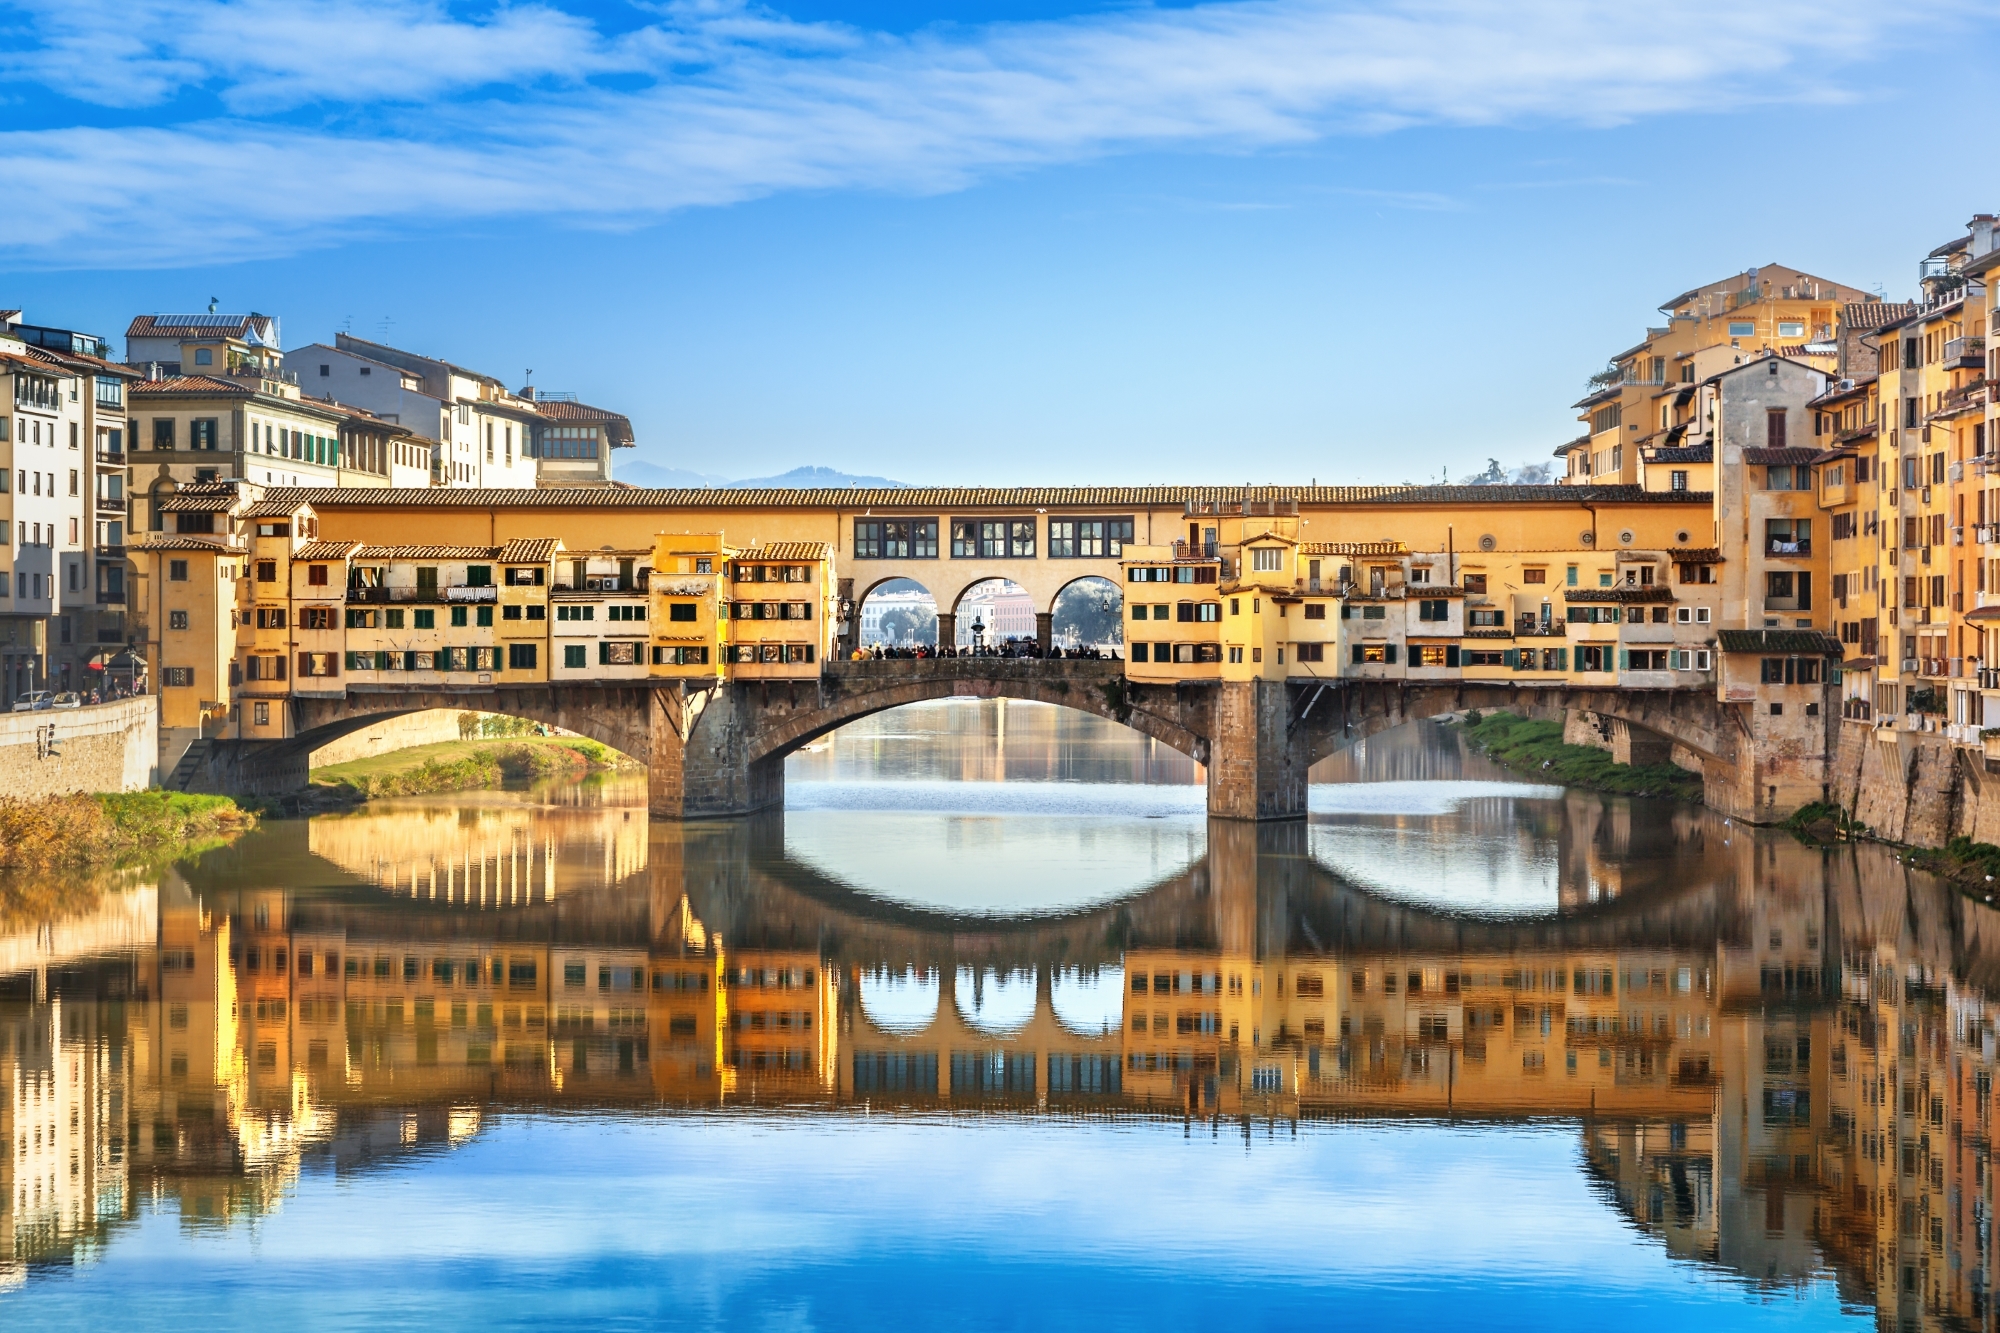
xmin=0 ymin=699 xmax=1990 ymax=1330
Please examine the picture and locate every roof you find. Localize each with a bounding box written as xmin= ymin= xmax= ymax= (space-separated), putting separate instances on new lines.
xmin=127 ymin=313 xmax=279 ymax=347
xmin=736 ymin=542 xmax=830 ymax=562
xmin=157 ymin=493 xmax=239 ymax=513
xmin=498 ymin=538 xmax=562 ymax=564
xmin=333 ymin=332 xmax=502 ymax=392
xmin=261 ymin=483 xmax=1713 ymax=511
xmin=1647 ymin=445 xmax=1713 ymax=464
xmin=1552 ymin=436 xmax=1590 ymax=458
xmin=352 ymin=545 xmax=502 ymax=561
xmin=1716 ymin=629 xmax=1842 ymax=655
xmin=1742 ymin=447 xmax=1822 ymax=466
xmin=1667 ymin=547 xmax=1722 ymax=563
xmin=129 ymin=535 xmax=243 ymax=552
xmin=127 ymin=374 xmax=251 ymax=397
xmin=242 ymin=500 xmax=310 ymax=518
xmin=293 ymin=541 xmax=365 ymax=561
xmin=535 ymin=398 xmax=636 ymax=448
xmin=1844 ymin=302 xmax=1920 ymax=334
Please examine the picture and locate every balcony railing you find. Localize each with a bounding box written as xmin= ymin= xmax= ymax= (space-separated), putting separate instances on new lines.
xmin=1513 ymin=618 xmax=1568 ymax=637
xmin=347 ymin=584 xmax=497 ymax=605
xmin=1765 ymin=539 xmax=1812 ymax=557
xmin=1979 ymin=668 xmax=2000 ymax=690
xmin=1944 ymin=335 xmax=1986 ymax=366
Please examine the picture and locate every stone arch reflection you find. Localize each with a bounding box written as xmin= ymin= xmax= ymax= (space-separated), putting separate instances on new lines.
xmin=1051 ymin=965 xmax=1124 ymax=1037
xmin=953 ymin=966 xmax=1037 ymax=1035
xmin=858 ymin=967 xmax=939 ymax=1034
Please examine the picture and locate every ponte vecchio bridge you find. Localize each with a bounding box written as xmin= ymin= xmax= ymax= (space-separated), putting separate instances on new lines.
xmin=172 ymin=482 xmax=1780 ymax=819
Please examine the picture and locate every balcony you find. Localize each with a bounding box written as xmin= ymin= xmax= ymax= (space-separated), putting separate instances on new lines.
xmin=1979 ymin=668 xmax=2000 ymax=690
xmin=1513 ymin=617 xmax=1568 ymax=637
xmin=1920 ymin=657 xmax=1949 ymax=678
xmin=1945 ymin=335 xmax=1986 ymax=367
xmin=1765 ymin=539 xmax=1812 ymax=558
xmin=96 ymin=588 xmax=125 ymax=606
xmin=347 ymin=584 xmax=497 ymax=605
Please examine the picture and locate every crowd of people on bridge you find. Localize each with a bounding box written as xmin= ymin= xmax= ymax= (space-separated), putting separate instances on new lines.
xmin=849 ymin=639 xmax=1121 ymax=662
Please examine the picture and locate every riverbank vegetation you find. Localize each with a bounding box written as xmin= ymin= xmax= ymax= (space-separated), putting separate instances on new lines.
xmin=0 ymin=790 xmax=254 ymax=872
xmin=310 ymin=735 xmax=636 ymax=800
xmin=1454 ymin=711 xmax=1704 ymax=801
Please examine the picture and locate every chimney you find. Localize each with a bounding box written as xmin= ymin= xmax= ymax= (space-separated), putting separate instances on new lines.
xmin=520 ymin=385 xmax=537 ymax=402
xmin=1970 ymin=214 xmax=1998 ymax=259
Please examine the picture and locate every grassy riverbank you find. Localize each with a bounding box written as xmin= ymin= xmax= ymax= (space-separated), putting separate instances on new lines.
xmin=0 ymin=790 xmax=254 ymax=871
xmin=311 ymin=736 xmax=635 ymax=800
xmin=1454 ymin=711 xmax=1704 ymax=801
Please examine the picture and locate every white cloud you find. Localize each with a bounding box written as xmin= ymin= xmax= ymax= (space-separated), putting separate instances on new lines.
xmin=0 ymin=0 xmax=1950 ymax=266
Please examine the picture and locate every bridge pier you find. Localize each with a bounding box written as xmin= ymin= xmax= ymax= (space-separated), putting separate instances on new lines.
xmin=1206 ymin=680 xmax=1309 ymax=820
xmin=647 ymin=685 xmax=784 ymax=819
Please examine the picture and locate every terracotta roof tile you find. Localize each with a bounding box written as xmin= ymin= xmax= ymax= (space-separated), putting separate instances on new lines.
xmin=157 ymin=493 xmax=240 ymax=513
xmin=130 ymin=535 xmax=244 ymax=552
xmin=264 ymin=483 xmax=1709 ymax=511
xmin=1299 ymin=541 xmax=1408 ymax=556
xmin=293 ymin=541 xmax=365 ymax=560
xmin=128 ymin=375 xmax=255 ymax=396
xmin=735 ymin=542 xmax=830 ymax=562
xmin=242 ymin=500 xmax=310 ymax=518
xmin=498 ymin=538 xmax=562 ymax=563
xmin=1647 ymin=444 xmax=1713 ymax=464
xmin=535 ymin=398 xmax=635 ymax=447
xmin=1742 ymin=447 xmax=1821 ymax=466
xmin=1668 ymin=547 xmax=1723 ymax=563
xmin=1562 ymin=587 xmax=1676 ymax=603
xmin=352 ymin=545 xmax=502 ymax=560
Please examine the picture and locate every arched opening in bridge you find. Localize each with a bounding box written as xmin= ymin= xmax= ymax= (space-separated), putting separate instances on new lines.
xmin=1051 ymin=576 xmax=1122 ymax=653
xmin=856 ymin=578 xmax=937 ymax=648
xmin=951 ymin=578 xmax=1034 ymax=650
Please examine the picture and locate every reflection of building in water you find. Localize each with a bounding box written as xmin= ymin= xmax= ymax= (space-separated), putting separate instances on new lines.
xmin=307 ymin=798 xmax=650 ymax=905
xmin=17 ymin=817 xmax=2000 ymax=1333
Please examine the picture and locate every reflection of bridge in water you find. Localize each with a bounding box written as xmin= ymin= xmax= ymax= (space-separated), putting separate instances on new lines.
xmin=7 ymin=810 xmax=2000 ymax=1328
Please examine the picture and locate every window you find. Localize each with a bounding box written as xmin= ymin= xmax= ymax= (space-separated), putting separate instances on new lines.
xmin=1462 ymin=574 xmax=1486 ymax=594
xmin=168 ymin=610 xmax=188 ymax=630
xmin=1303 ymin=603 xmax=1326 ymax=620
xmin=507 ymin=643 xmax=537 ymax=670
xmin=667 ymin=602 xmax=698 ymax=622
xmin=506 ymin=566 xmax=544 ymax=586
xmin=1047 ymin=518 xmax=1133 ymax=558
xmin=413 ymin=609 xmax=434 ymax=629
xmin=854 ymin=519 xmax=938 ymax=559
xmin=464 ymin=565 xmax=492 ymax=587
xmin=1671 ymin=469 xmax=1688 ymax=491
xmin=1250 ymin=547 xmax=1283 ymax=572
xmin=190 ymin=418 xmax=218 ymax=450
xmin=1417 ymin=599 xmax=1448 ymax=621
xmin=477 ymin=606 xmax=493 ymax=627
xmin=503 ymin=605 xmax=522 ymax=621
xmin=163 ymin=667 xmax=194 ymax=687
xmin=1575 ymin=645 xmax=1608 ymax=672
xmin=1728 ymin=321 xmax=1755 ymax=337
xmin=950 ymin=519 xmax=1035 ymax=558
xmin=564 ymin=644 xmax=587 ymax=668
xmin=1295 ymin=642 xmax=1325 ymax=662
xmin=168 ymin=559 xmax=189 ymax=581
xmin=1522 ymin=568 xmax=1545 ymax=584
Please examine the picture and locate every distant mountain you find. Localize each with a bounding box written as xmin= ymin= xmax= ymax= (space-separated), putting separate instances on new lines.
xmin=613 ymin=460 xmax=909 ymax=490
xmin=726 ymin=466 xmax=909 ymax=489
xmin=1456 ymin=459 xmax=1556 ymax=486
xmin=614 ymin=460 xmax=730 ymax=488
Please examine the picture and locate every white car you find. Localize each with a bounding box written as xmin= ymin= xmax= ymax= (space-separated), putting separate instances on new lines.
xmin=10 ymin=691 xmax=54 ymax=712
xmin=51 ymin=692 xmax=83 ymax=710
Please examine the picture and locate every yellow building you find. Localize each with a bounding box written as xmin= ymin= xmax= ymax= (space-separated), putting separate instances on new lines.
xmin=648 ymin=533 xmax=731 ymax=680
xmin=724 ymin=542 xmax=834 ymax=678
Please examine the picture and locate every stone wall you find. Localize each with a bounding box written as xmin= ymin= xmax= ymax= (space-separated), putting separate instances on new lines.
xmin=1833 ymin=723 xmax=1989 ymax=849
xmin=0 ymin=696 xmax=158 ymax=798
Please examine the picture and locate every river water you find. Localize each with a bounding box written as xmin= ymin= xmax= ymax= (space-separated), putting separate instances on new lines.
xmin=1 ymin=699 xmax=1991 ymax=1329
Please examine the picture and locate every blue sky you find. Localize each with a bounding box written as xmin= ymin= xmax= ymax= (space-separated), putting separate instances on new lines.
xmin=1 ymin=0 xmax=1993 ymax=484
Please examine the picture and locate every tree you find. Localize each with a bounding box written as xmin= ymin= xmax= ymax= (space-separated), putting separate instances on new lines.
xmin=878 ymin=607 xmax=937 ymax=644
xmin=1053 ymin=582 xmax=1123 ymax=646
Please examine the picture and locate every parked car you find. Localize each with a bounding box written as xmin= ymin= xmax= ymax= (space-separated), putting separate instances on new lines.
xmin=10 ymin=691 xmax=54 ymax=711
xmin=51 ymin=692 xmax=82 ymax=709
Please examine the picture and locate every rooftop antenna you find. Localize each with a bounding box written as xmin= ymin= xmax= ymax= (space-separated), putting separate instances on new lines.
xmin=207 ymin=296 xmax=218 ymax=313
xmin=525 ymin=369 xmax=533 ymax=384
xmin=377 ymin=314 xmax=395 ymax=340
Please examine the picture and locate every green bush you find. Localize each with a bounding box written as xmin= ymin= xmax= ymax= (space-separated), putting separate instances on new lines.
xmin=1459 ymin=711 xmax=1702 ymax=800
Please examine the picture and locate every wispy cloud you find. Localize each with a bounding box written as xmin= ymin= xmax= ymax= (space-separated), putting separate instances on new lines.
xmin=0 ymin=0 xmax=1949 ymax=266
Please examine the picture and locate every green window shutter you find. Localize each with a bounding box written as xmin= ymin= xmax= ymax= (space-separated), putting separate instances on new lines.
xmin=1352 ymin=644 xmax=1363 ymax=664
xmin=1618 ymin=648 xmax=1629 ymax=671
xmin=1384 ymin=644 xmax=1398 ymax=665
xmin=599 ymin=641 xmax=611 ymax=665
xmin=1503 ymin=649 xmax=1518 ymax=668
xmin=1445 ymin=645 xmax=1460 ymax=668
xmin=1555 ymin=648 xmax=1568 ymax=670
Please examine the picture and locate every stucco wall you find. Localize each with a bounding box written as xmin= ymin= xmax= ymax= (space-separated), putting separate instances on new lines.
xmin=306 ymin=708 xmax=472 ymax=769
xmin=0 ymin=695 xmax=158 ymax=797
